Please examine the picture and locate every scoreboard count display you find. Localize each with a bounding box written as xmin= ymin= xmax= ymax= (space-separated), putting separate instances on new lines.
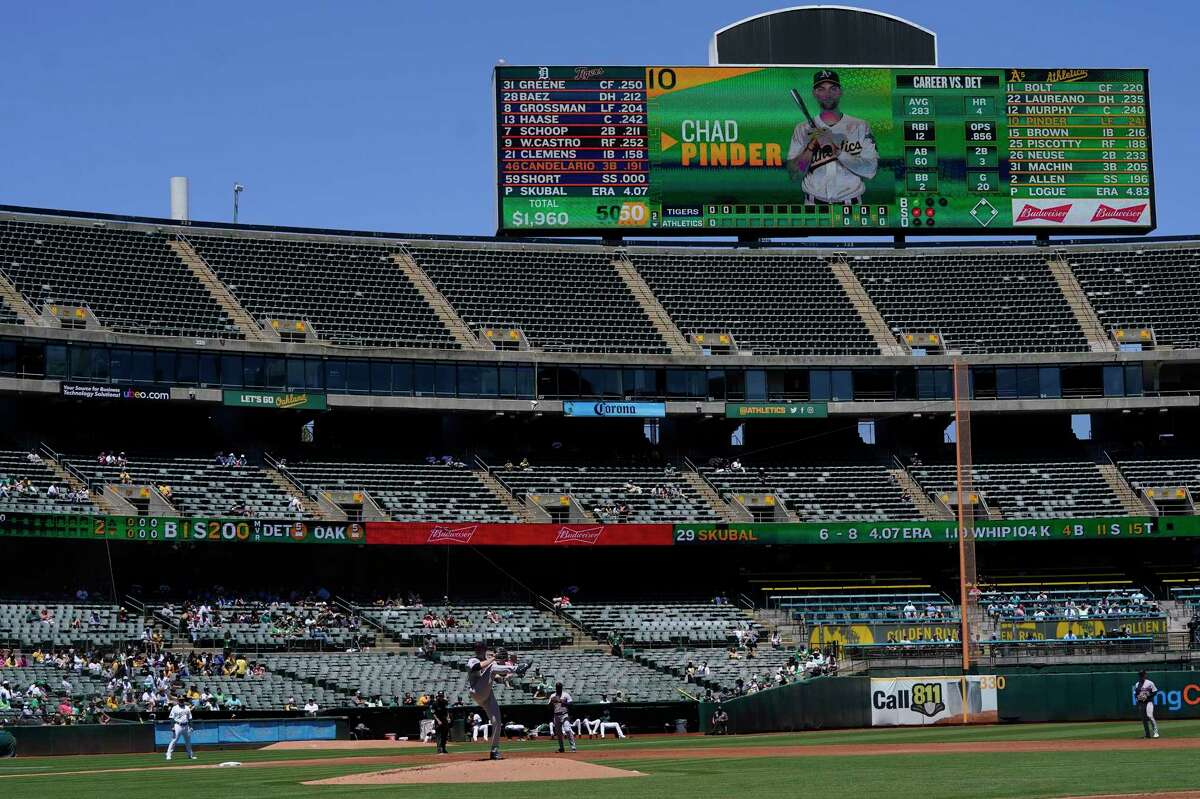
xmin=494 ymin=65 xmax=1153 ymax=236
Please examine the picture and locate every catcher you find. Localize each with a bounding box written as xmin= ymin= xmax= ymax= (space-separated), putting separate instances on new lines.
xmin=467 ymin=642 xmax=532 ymax=760
xmin=1134 ymin=670 xmax=1160 ymax=739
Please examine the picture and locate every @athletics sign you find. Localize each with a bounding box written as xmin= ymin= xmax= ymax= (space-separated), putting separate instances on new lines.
xmin=725 ymin=402 xmax=828 ymax=419
xmin=563 ymin=401 xmax=666 ymax=418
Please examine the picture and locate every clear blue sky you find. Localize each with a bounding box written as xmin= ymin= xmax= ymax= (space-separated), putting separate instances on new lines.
xmin=1 ymin=1 xmax=1191 ymax=236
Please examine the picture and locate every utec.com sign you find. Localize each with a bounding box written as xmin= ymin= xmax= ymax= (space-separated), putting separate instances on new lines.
xmin=562 ymin=401 xmax=666 ymax=418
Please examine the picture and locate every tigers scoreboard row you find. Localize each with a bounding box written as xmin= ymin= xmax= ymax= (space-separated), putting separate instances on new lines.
xmin=494 ymin=66 xmax=1154 ymax=236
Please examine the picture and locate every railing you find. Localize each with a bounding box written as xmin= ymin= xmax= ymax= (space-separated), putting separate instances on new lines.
xmin=264 ymin=452 xmax=320 ymax=504
xmin=473 ymin=454 xmax=518 ymax=498
xmin=38 ymin=441 xmax=94 ymax=491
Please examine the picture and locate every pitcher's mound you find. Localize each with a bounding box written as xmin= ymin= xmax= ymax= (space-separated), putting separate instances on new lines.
xmin=305 ymin=757 xmax=645 ymax=785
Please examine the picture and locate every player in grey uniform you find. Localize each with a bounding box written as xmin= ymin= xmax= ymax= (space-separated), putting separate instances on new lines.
xmin=548 ymin=681 xmax=577 ymax=753
xmin=467 ymin=642 xmax=531 ymax=760
xmin=786 ymin=69 xmax=878 ymax=204
xmin=1134 ymin=670 xmax=1160 ymax=738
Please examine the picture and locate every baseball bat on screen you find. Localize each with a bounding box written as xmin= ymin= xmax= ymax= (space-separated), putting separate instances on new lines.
xmin=789 ymin=88 xmax=819 ymax=129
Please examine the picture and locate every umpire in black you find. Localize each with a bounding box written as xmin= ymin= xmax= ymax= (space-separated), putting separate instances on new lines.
xmin=432 ymin=690 xmax=451 ymax=754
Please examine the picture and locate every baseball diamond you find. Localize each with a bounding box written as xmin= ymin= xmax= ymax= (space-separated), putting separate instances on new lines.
xmin=1 ymin=3 xmax=1198 ymax=799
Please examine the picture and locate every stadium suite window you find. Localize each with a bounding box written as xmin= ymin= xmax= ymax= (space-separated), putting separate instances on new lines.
xmin=198 ymin=353 xmax=218 ymax=387
xmin=286 ymin=358 xmax=306 ymax=390
xmin=130 ymin=350 xmax=154 ymax=384
xmin=414 ymin=363 xmax=434 ymax=396
xmin=154 ymin=351 xmax=174 ymax=384
xmin=346 ymin=360 xmax=370 ymax=394
xmin=44 ymin=344 xmax=66 ymax=379
xmin=392 ymin=362 xmax=412 ymax=395
xmin=220 ymin=354 xmax=242 ymax=388
xmin=325 ymin=360 xmax=346 ymax=393
xmin=371 ymin=361 xmax=392 ymax=394
xmin=243 ymin=355 xmax=265 ymax=388
xmin=435 ymin=363 xmax=456 ymax=396
xmin=265 ymin=356 xmax=286 ymax=389
xmin=176 ymin=353 xmax=197 ymax=386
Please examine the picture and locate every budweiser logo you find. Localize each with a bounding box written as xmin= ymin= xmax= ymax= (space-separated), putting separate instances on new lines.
xmin=1091 ymin=203 xmax=1147 ymax=223
xmin=1015 ymin=203 xmax=1071 ymax=223
xmin=427 ymin=524 xmax=479 ymax=544
xmin=554 ymin=526 xmax=604 ymax=545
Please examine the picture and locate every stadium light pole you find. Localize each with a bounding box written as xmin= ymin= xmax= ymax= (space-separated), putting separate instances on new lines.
xmin=233 ymin=183 xmax=245 ymax=224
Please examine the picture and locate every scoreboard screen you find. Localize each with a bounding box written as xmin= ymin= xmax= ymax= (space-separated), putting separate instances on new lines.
xmin=494 ymin=66 xmax=1154 ymax=236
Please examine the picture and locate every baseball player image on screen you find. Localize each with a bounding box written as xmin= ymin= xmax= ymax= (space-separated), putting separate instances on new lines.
xmin=467 ymin=642 xmax=531 ymax=760
xmin=164 ymin=696 xmax=195 ymax=761
xmin=548 ymin=681 xmax=577 ymax=753
xmin=786 ymin=69 xmax=879 ymax=205
xmin=1134 ymin=670 xmax=1161 ymax=739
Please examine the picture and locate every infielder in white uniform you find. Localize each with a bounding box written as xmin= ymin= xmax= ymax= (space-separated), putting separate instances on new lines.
xmin=548 ymin=681 xmax=577 ymax=753
xmin=165 ymin=697 xmax=195 ymax=760
xmin=467 ymin=642 xmax=531 ymax=760
xmin=786 ymin=69 xmax=879 ymax=205
xmin=1134 ymin=670 xmax=1160 ymax=739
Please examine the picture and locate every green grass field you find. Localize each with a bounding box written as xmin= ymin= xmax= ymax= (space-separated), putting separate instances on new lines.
xmin=3 ymin=721 xmax=1199 ymax=799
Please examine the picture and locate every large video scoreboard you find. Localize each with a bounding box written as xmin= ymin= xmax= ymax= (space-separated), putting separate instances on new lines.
xmin=494 ymin=66 xmax=1153 ymax=236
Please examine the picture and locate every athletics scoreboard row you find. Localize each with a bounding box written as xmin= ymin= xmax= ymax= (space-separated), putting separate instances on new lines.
xmin=494 ymin=65 xmax=1153 ymax=236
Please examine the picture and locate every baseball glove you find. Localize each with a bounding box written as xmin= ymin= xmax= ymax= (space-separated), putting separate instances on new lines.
xmin=515 ymin=660 xmax=533 ymax=677
xmin=1137 ymin=691 xmax=1150 ymax=703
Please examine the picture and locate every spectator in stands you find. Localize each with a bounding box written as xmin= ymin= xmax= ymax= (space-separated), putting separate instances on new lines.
xmin=288 ymin=495 xmax=303 ymax=513
xmin=26 ymin=450 xmax=40 ymax=464
xmin=903 ymin=600 xmax=917 ymax=619
xmin=119 ymin=470 xmax=132 ymax=486
xmin=770 ymin=630 xmax=782 ymax=649
xmin=304 ymin=699 xmax=319 ymax=716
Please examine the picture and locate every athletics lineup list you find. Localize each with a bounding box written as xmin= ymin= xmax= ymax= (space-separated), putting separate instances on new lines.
xmin=494 ymin=66 xmax=1154 ymax=235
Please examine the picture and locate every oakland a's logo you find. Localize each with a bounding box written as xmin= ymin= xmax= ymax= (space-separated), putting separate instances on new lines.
xmin=909 ymin=682 xmax=946 ymax=718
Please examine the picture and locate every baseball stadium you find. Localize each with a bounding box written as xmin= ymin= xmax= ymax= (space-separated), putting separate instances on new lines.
xmin=2 ymin=4 xmax=1199 ymax=798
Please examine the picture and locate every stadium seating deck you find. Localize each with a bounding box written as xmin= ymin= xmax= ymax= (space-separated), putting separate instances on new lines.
xmin=1068 ymin=246 xmax=1200 ymax=349
xmin=1118 ymin=457 xmax=1200 ymax=503
xmin=0 ymin=219 xmax=241 ymax=339
xmin=773 ymin=592 xmax=956 ymax=625
xmin=410 ymin=244 xmax=669 ymax=353
xmin=0 ymin=450 xmax=95 ymax=513
xmin=284 ymin=461 xmax=518 ymax=522
xmin=0 ymin=603 xmax=151 ymax=649
xmin=633 ymin=646 xmax=813 ymax=692
xmin=187 ymin=234 xmax=457 ymax=348
xmin=263 ymin=652 xmax=522 ymax=704
xmin=357 ymin=603 xmax=569 ymax=649
xmin=517 ymin=649 xmax=691 ymax=702
xmin=67 ymin=455 xmax=305 ymax=519
xmin=495 ymin=465 xmax=719 ymax=522
xmin=149 ymin=601 xmax=370 ymax=651
xmin=702 ymin=464 xmax=920 ymax=521
xmin=979 ymin=587 xmax=1160 ymax=621
xmin=562 ymin=603 xmax=757 ymax=647
xmin=0 ymin=304 xmax=20 ymax=326
xmin=909 ymin=461 xmax=1125 ymax=518
xmin=628 ymin=250 xmax=877 ymax=355
xmin=849 ymin=251 xmax=1090 ymax=353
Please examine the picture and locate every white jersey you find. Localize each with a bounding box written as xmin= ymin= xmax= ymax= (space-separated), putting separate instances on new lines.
xmin=788 ymin=113 xmax=878 ymax=203
xmin=1136 ymin=678 xmax=1158 ymax=702
xmin=169 ymin=704 xmax=192 ymax=726
xmin=467 ymin=657 xmax=493 ymax=702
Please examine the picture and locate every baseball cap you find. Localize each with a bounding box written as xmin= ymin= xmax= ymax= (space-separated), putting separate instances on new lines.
xmin=813 ymin=69 xmax=840 ymax=88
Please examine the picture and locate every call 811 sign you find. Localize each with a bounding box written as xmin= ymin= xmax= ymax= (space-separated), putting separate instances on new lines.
xmin=494 ymin=65 xmax=1153 ymax=236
